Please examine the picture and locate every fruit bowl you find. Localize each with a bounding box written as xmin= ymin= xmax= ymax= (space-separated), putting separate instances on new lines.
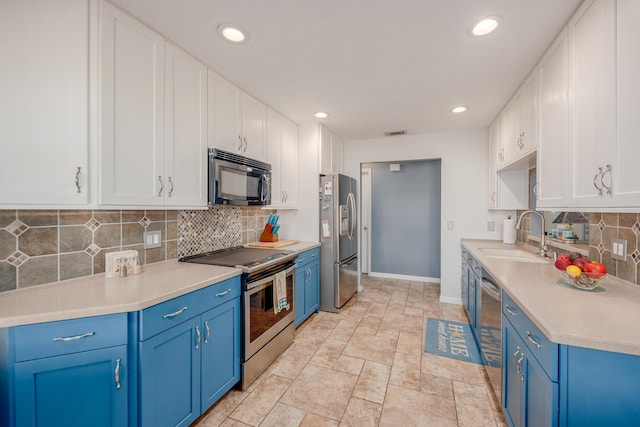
xmin=558 ymin=270 xmax=606 ymax=290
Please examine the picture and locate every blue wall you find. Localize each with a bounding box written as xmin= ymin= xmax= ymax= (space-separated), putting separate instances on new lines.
xmin=368 ymin=159 xmax=441 ymax=278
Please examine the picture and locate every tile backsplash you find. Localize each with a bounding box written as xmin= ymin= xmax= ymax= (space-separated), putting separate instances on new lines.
xmin=0 ymin=206 xmax=275 ymax=293
xmin=516 ymin=210 xmax=640 ymax=285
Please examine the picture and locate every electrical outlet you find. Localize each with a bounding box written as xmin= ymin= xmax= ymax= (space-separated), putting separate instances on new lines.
xmin=447 ymin=221 xmax=455 ymax=231
xmin=487 ymin=221 xmax=496 ymax=232
xmin=612 ymin=238 xmax=627 ymax=261
xmin=144 ymin=230 xmax=162 ymax=249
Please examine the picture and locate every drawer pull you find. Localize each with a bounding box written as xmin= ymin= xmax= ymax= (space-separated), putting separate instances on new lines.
xmin=215 ymin=289 xmax=232 ymax=297
xmin=53 ymin=331 xmax=95 ymax=342
xmin=526 ymin=331 xmax=542 ymax=349
xmin=163 ymin=306 xmax=188 ymax=319
xmin=115 ymin=358 xmax=121 ymax=389
xmin=298 ymin=258 xmax=305 ymax=263
xmin=195 ymin=325 xmax=201 ymax=350
xmin=505 ymin=305 xmax=516 ymax=316
xmin=311 ymin=253 xmax=317 ymax=257
xmin=204 ymin=321 xmax=210 ymax=344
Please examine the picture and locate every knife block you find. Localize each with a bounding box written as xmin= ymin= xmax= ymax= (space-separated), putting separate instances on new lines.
xmin=259 ymin=223 xmax=279 ymax=242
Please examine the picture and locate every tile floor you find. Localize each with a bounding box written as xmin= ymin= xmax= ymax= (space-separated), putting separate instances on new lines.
xmin=194 ymin=275 xmax=507 ymax=427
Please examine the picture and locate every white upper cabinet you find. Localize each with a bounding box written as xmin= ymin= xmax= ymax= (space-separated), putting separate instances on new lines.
xmin=100 ymin=3 xmax=206 ymax=208
xmin=207 ymin=71 xmax=267 ymax=162
xmin=495 ymin=101 xmax=514 ymax=169
xmin=568 ymin=0 xmax=616 ymax=208
xmin=0 ymin=0 xmax=89 ymax=206
xmin=266 ymin=108 xmax=298 ymax=208
xmin=537 ymin=28 xmax=570 ymax=209
xmin=611 ymin=0 xmax=640 ymax=207
xmin=513 ymin=70 xmax=539 ymax=162
xmin=319 ymin=125 xmax=343 ymax=174
xmin=163 ymin=43 xmax=208 ymax=207
xmin=99 ymin=2 xmax=165 ymax=206
xmin=207 ymin=70 xmax=242 ymax=154
xmin=241 ymin=92 xmax=268 ymax=161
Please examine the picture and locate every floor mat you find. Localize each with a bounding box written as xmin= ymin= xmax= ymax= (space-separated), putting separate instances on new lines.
xmin=424 ymin=318 xmax=482 ymax=365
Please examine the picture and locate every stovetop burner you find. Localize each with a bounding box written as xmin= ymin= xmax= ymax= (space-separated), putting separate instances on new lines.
xmin=179 ymin=246 xmax=297 ymax=273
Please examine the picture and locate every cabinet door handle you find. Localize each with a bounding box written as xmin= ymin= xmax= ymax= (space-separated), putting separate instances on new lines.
xmin=163 ymin=306 xmax=188 ymax=319
xmin=195 ymin=325 xmax=201 ymax=350
xmin=593 ymin=168 xmax=603 ymax=196
xmin=53 ymin=331 xmax=95 ymax=342
xmin=158 ymin=176 xmax=164 ymax=197
xmin=526 ymin=331 xmax=542 ymax=349
xmin=238 ymin=135 xmax=243 ymax=150
xmin=516 ymin=352 xmax=525 ymax=376
xmin=512 ymin=347 xmax=521 ymax=373
xmin=115 ymin=358 xmax=121 ymax=389
xmin=600 ymin=164 xmax=612 ymax=195
xmin=74 ymin=167 xmax=81 ymax=193
xmin=284 ymin=191 xmax=287 ymax=203
xmin=505 ymin=305 xmax=516 ymax=317
xmin=168 ymin=176 xmax=174 ymax=197
xmin=215 ymin=288 xmax=232 ymax=297
xmin=243 ymin=137 xmax=248 ymax=152
xmin=204 ymin=321 xmax=210 ymax=344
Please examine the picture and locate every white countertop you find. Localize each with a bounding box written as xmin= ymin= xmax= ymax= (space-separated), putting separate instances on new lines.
xmin=462 ymin=239 xmax=640 ymax=356
xmin=0 ymin=241 xmax=321 ymax=328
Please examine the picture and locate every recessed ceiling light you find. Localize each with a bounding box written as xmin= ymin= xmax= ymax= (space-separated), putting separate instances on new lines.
xmin=469 ymin=16 xmax=502 ymax=37
xmin=451 ymin=106 xmax=467 ymax=113
xmin=314 ymin=112 xmax=329 ymax=119
xmin=217 ymin=24 xmax=249 ymax=44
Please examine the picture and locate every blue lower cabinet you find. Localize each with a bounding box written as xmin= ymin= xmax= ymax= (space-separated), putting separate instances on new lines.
xmin=139 ymin=317 xmax=201 ymax=427
xmin=138 ymin=277 xmax=241 ymax=427
xmin=294 ymin=248 xmax=320 ymax=327
xmin=560 ymin=346 xmax=640 ymax=426
xmin=503 ymin=314 xmax=559 ymax=427
xmin=201 ymin=298 xmax=241 ymax=410
xmin=14 ymin=345 xmax=128 ymax=427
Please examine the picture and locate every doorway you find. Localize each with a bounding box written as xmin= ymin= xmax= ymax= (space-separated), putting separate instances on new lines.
xmin=361 ymin=159 xmax=441 ymax=282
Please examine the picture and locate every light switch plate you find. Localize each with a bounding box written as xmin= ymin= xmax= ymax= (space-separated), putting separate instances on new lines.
xmin=144 ymin=230 xmax=162 ymax=249
xmin=612 ymin=238 xmax=627 ymax=261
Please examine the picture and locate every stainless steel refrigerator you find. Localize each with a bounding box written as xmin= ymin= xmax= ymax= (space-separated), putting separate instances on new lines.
xmin=319 ymin=173 xmax=358 ymax=312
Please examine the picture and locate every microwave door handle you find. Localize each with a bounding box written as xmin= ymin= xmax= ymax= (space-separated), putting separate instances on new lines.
xmin=262 ymin=175 xmax=271 ymax=203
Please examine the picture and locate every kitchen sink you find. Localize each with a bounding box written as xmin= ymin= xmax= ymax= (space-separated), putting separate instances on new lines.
xmin=479 ymin=248 xmax=549 ymax=264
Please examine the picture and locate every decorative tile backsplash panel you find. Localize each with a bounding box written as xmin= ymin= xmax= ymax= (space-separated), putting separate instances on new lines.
xmin=588 ymin=213 xmax=640 ymax=284
xmin=0 ymin=206 xmax=276 ymax=293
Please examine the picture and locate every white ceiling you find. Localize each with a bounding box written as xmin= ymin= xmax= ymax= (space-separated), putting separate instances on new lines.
xmin=110 ymin=0 xmax=582 ymax=142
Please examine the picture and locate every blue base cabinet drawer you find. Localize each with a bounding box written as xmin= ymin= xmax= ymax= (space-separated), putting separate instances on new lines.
xmin=13 ymin=313 xmax=127 ymax=362
xmin=139 ymin=278 xmax=240 ymax=341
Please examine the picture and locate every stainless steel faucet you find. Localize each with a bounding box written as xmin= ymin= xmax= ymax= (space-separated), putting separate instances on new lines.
xmin=515 ymin=210 xmax=548 ymax=258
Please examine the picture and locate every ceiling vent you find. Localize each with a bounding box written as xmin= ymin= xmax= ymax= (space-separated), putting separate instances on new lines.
xmin=384 ymin=130 xmax=407 ymax=137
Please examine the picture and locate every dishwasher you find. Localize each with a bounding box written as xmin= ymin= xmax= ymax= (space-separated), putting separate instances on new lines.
xmin=478 ymin=269 xmax=502 ymax=403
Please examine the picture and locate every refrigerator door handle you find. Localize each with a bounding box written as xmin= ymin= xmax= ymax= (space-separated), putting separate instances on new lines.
xmin=347 ymin=192 xmax=356 ymax=240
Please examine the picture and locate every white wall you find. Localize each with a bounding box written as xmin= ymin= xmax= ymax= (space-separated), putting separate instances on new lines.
xmin=344 ymin=129 xmax=510 ymax=304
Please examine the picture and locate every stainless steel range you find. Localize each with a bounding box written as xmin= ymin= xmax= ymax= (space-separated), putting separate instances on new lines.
xmin=180 ymin=246 xmax=297 ymax=389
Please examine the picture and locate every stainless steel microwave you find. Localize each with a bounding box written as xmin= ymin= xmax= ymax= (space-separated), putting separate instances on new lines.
xmin=208 ymin=148 xmax=272 ymax=206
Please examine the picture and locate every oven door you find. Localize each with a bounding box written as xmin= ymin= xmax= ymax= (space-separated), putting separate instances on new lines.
xmin=244 ymin=264 xmax=295 ymax=360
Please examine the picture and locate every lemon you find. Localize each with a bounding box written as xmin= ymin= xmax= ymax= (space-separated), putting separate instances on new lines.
xmin=566 ymin=265 xmax=582 ymax=278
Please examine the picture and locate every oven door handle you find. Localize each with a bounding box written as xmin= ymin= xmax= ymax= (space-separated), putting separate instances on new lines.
xmin=245 ymin=263 xmax=296 ymax=292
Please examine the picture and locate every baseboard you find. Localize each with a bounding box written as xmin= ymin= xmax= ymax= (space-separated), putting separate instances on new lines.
xmin=367 ymin=272 xmax=441 ymax=283
xmin=439 ymin=296 xmax=462 ymax=305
